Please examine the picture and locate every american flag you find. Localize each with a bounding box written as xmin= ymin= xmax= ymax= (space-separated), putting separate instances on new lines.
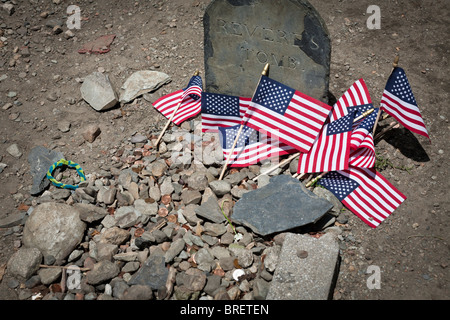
xmin=297 ymin=110 xmax=355 ymax=173
xmin=152 ymin=75 xmax=203 ymax=125
xmin=329 ymin=79 xmax=372 ymax=122
xmin=334 ymin=79 xmax=376 ymax=169
xmin=347 ymin=106 xmax=378 ymax=168
xmin=219 ymin=124 xmax=296 ymax=167
xmin=241 ymin=75 xmax=332 ymax=153
xmin=380 ymin=67 xmax=430 ymax=140
xmin=319 ymin=166 xmax=407 ymax=228
xmin=201 ymin=92 xmax=251 ymax=132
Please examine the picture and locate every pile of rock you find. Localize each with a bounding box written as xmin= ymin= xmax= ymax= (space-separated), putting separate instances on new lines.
xmin=4 ymin=115 xmax=345 ymax=300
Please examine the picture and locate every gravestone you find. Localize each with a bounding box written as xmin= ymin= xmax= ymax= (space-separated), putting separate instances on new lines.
xmin=204 ymin=0 xmax=330 ymax=102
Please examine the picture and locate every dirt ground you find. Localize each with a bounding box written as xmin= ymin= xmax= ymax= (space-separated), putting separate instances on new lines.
xmin=0 ymin=0 xmax=448 ymax=300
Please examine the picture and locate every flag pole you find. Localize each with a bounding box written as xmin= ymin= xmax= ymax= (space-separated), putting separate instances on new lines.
xmin=372 ymin=55 xmax=399 ymax=136
xmin=154 ymin=70 xmax=199 ymax=148
xmin=218 ymin=63 xmax=270 ymax=180
xmin=304 ymin=108 xmax=376 ymax=188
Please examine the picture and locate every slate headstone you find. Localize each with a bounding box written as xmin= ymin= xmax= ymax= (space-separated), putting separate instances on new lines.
xmin=204 ymin=0 xmax=330 ymax=102
xmin=28 ymin=146 xmax=64 ymax=195
xmin=231 ymin=175 xmax=332 ymax=236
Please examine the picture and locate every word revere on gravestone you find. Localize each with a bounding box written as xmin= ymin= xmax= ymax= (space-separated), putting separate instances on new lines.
xmin=204 ymin=0 xmax=331 ymax=103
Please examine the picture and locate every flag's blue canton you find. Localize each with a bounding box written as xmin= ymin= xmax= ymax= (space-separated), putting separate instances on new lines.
xmin=347 ymin=104 xmax=373 ymax=118
xmin=385 ymin=67 xmax=417 ymax=105
xmin=355 ymin=108 xmax=378 ymax=132
xmin=319 ymin=171 xmax=360 ymax=201
xmin=184 ymin=75 xmax=202 ymax=100
xmin=220 ymin=125 xmax=259 ymax=150
xmin=327 ymin=112 xmax=354 ymax=136
xmin=252 ymin=76 xmax=295 ymax=115
xmin=201 ymin=92 xmax=241 ymax=117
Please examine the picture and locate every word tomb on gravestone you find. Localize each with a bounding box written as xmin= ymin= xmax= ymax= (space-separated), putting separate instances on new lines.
xmin=204 ymin=0 xmax=330 ymax=103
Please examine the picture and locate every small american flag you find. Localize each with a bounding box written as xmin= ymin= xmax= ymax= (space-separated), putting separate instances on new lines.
xmin=380 ymin=67 xmax=429 ymax=140
xmin=152 ymin=75 xmax=203 ymax=125
xmin=219 ymin=124 xmax=296 ymax=167
xmin=297 ymin=111 xmax=354 ymax=173
xmin=348 ymin=106 xmax=378 ymax=168
xmin=319 ymin=166 xmax=407 ymax=228
xmin=242 ymin=75 xmax=332 ymax=153
xmin=334 ymin=79 xmax=376 ymax=169
xmin=201 ymin=92 xmax=251 ymax=132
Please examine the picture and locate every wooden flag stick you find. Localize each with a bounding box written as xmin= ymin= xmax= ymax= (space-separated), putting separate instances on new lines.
xmin=218 ymin=63 xmax=270 ymax=180
xmin=304 ymin=107 xmax=376 ymax=188
xmin=305 ymin=171 xmax=327 ymax=188
xmin=154 ymin=70 xmax=199 ymax=148
xmin=372 ymin=55 xmax=399 ymax=136
xmin=374 ymin=121 xmax=400 ymax=141
xmin=252 ymin=152 xmax=300 ymax=181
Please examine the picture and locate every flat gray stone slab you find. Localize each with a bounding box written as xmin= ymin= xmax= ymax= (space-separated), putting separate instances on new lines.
xmin=232 ymin=175 xmax=332 ymax=236
xmin=267 ymin=232 xmax=340 ymax=300
xmin=28 ymin=146 xmax=64 ymax=195
xmin=204 ymin=0 xmax=330 ymax=102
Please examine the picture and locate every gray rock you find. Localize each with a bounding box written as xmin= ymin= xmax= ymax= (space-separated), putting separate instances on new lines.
xmin=164 ymin=238 xmax=186 ymax=263
xmin=128 ymin=253 xmax=168 ymax=290
xmin=38 ymin=267 xmax=62 ymax=285
xmin=204 ymin=0 xmax=330 ymax=103
xmin=50 ymin=189 xmax=71 ymax=200
xmin=73 ymin=203 xmax=108 ymax=223
xmin=99 ymin=227 xmax=130 ymax=245
xmin=122 ymin=285 xmax=153 ymax=300
xmin=266 ymin=232 xmax=340 ymax=300
xmin=151 ymin=160 xmax=167 ymax=178
xmin=232 ymin=175 xmax=333 ymax=236
xmin=82 ymin=124 xmax=101 ymax=143
xmin=149 ymin=186 xmax=161 ymax=202
xmin=209 ymin=180 xmax=231 ymax=196
xmin=194 ymin=248 xmax=215 ymax=266
xmin=313 ymin=187 xmax=343 ymax=216
xmin=86 ymin=260 xmax=120 ymax=285
xmin=97 ymin=186 xmax=116 ymax=205
xmin=187 ymin=171 xmax=209 ymax=191
xmin=28 ymin=146 xmax=64 ymax=195
xmin=119 ymin=70 xmax=171 ymax=103
xmin=182 ymin=268 xmax=207 ymax=292
xmin=263 ymin=245 xmax=281 ymax=272
xmin=7 ymin=248 xmax=42 ymax=280
xmin=203 ymin=222 xmax=227 ymax=237
xmin=6 ymin=143 xmax=22 ymax=158
xmin=181 ymin=189 xmax=202 ymax=205
xmin=224 ymin=171 xmax=247 ymax=186
xmin=130 ymin=134 xmax=147 ymax=144
xmin=22 ymin=202 xmax=86 ymax=261
xmin=81 ymin=72 xmax=118 ymax=111
xmin=117 ymin=168 xmax=139 ymax=189
xmin=253 ymin=278 xmax=270 ymax=300
xmin=204 ymin=274 xmax=222 ymax=296
xmin=133 ymin=199 xmax=158 ymax=216
xmin=0 ymin=212 xmax=27 ymax=228
xmin=114 ymin=206 xmax=142 ymax=228
xmin=160 ymin=178 xmax=174 ymax=195
xmin=96 ymin=243 xmax=118 ymax=261
xmin=194 ymin=197 xmax=225 ymax=223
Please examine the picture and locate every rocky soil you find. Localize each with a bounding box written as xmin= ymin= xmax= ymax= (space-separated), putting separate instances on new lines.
xmin=0 ymin=0 xmax=449 ymax=301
